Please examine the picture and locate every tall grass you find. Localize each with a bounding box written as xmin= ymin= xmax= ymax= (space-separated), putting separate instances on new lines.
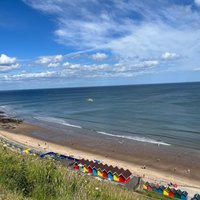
xmin=0 ymin=143 xmax=170 ymax=200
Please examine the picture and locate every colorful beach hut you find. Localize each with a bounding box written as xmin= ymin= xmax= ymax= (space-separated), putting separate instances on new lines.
xmin=163 ymin=187 xmax=170 ymax=196
xmin=152 ymin=184 xmax=159 ymax=193
xmin=175 ymin=189 xmax=182 ymax=199
xmin=87 ymin=162 xmax=93 ymax=174
xmin=113 ymin=168 xmax=124 ymax=182
xmin=143 ymin=182 xmax=149 ymax=190
xmin=74 ymin=162 xmax=79 ymax=170
xmin=119 ymin=169 xmax=132 ymax=183
xmin=97 ymin=163 xmax=104 ymax=177
xmin=78 ymin=163 xmax=84 ymax=172
xmin=147 ymin=183 xmax=153 ymax=192
xmin=192 ymin=194 xmax=200 ymax=200
xmin=157 ymin=185 xmax=165 ymax=194
xmin=169 ymin=188 xmax=176 ymax=198
xmin=102 ymin=165 xmax=109 ymax=178
xmin=92 ymin=166 xmax=98 ymax=176
xmin=181 ymin=191 xmax=188 ymax=200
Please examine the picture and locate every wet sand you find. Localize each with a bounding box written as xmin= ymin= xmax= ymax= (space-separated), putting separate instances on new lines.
xmin=0 ymin=120 xmax=200 ymax=197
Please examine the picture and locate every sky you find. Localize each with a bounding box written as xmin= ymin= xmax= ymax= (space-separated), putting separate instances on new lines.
xmin=0 ymin=0 xmax=200 ymax=90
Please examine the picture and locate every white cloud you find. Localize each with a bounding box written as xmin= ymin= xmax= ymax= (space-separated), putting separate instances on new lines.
xmin=161 ymin=52 xmax=180 ymax=60
xmin=195 ymin=0 xmax=200 ymax=7
xmin=4 ymin=71 xmax=56 ymax=80
xmin=0 ymin=54 xmax=20 ymax=72
xmin=23 ymin=0 xmax=200 ymax=74
xmin=36 ymin=55 xmax=63 ymax=67
xmin=91 ymin=52 xmax=108 ymax=61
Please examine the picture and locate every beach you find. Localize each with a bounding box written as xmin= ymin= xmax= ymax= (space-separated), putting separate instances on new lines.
xmin=0 ymin=117 xmax=200 ymax=198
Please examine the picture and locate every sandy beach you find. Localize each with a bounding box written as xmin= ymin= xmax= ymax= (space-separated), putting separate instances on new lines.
xmin=0 ymin=119 xmax=200 ymax=198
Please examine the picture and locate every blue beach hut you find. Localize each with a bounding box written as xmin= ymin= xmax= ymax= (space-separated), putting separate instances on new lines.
xmin=108 ymin=172 xmax=114 ymax=180
xmin=92 ymin=167 xmax=98 ymax=176
xmin=181 ymin=191 xmax=188 ymax=200
xmin=192 ymin=194 xmax=200 ymax=200
xmin=157 ymin=185 xmax=165 ymax=194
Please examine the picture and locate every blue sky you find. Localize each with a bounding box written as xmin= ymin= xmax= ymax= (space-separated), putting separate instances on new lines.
xmin=0 ymin=0 xmax=200 ymax=90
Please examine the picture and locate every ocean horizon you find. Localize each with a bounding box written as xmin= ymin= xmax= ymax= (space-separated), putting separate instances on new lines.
xmin=1 ymin=82 xmax=200 ymax=151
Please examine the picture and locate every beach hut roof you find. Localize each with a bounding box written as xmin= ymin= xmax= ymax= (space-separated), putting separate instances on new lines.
xmin=102 ymin=164 xmax=110 ymax=172
xmin=164 ymin=187 xmax=171 ymax=192
xmin=182 ymin=191 xmax=188 ymax=196
xmin=176 ymin=189 xmax=182 ymax=195
xmin=194 ymin=194 xmax=200 ymax=200
xmin=121 ymin=169 xmax=132 ymax=179
xmin=159 ymin=185 xmax=165 ymax=191
xmin=144 ymin=182 xmax=149 ymax=186
xmin=108 ymin=166 xmax=119 ymax=173
xmin=115 ymin=168 xmax=125 ymax=175
xmin=170 ymin=188 xmax=176 ymax=193
xmin=96 ymin=163 xmax=104 ymax=170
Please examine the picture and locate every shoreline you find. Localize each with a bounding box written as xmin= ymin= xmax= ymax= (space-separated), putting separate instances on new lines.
xmin=0 ymin=120 xmax=200 ymax=197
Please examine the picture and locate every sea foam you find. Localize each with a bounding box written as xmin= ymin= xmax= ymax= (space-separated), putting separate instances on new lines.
xmin=96 ymin=131 xmax=170 ymax=146
xmin=34 ymin=116 xmax=82 ymax=129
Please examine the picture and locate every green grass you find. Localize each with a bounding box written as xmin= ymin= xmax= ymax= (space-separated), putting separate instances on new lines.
xmin=0 ymin=143 xmax=171 ymax=200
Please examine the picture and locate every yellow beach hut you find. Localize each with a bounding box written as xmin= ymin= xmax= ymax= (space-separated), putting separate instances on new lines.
xmin=83 ymin=160 xmax=90 ymax=173
xmin=84 ymin=165 xmax=88 ymax=173
xmin=113 ymin=168 xmax=124 ymax=182
xmin=97 ymin=163 xmax=103 ymax=177
xmin=23 ymin=148 xmax=31 ymax=154
xmin=163 ymin=187 xmax=170 ymax=196
xmin=113 ymin=173 xmax=119 ymax=181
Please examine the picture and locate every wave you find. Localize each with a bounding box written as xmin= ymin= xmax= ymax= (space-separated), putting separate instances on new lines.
xmin=33 ymin=116 xmax=82 ymax=129
xmin=96 ymin=131 xmax=170 ymax=146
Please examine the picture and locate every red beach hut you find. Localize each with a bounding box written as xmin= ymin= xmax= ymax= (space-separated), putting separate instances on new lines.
xmin=147 ymin=184 xmax=153 ymax=192
xmin=74 ymin=162 xmax=79 ymax=170
xmin=169 ymin=188 xmax=176 ymax=198
xmin=102 ymin=164 xmax=109 ymax=178
xmin=119 ymin=169 xmax=132 ymax=183
xmin=87 ymin=161 xmax=94 ymax=174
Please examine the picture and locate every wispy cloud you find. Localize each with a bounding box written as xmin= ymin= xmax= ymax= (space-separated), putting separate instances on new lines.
xmin=22 ymin=0 xmax=200 ymax=71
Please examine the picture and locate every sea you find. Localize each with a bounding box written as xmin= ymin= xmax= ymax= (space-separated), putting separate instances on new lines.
xmin=0 ymin=82 xmax=200 ymax=150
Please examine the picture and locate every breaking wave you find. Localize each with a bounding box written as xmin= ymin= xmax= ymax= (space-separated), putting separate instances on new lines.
xmin=34 ymin=116 xmax=82 ymax=129
xmin=96 ymin=131 xmax=170 ymax=146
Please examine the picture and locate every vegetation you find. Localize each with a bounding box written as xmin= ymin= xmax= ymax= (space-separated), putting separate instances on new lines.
xmin=0 ymin=143 xmax=171 ymax=200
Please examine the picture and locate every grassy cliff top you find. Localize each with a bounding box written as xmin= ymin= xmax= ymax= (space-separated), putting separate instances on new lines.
xmin=0 ymin=142 xmax=170 ymax=200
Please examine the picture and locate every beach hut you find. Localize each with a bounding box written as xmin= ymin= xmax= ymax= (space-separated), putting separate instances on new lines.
xmin=147 ymin=183 xmax=153 ymax=192
xmin=74 ymin=162 xmax=79 ymax=170
xmin=107 ymin=166 xmax=116 ymax=181
xmin=114 ymin=168 xmax=124 ymax=182
xmin=83 ymin=165 xmax=88 ymax=173
xmin=92 ymin=163 xmax=98 ymax=176
xmin=78 ymin=163 xmax=84 ymax=172
xmin=23 ymin=148 xmax=31 ymax=154
xmin=175 ymin=189 xmax=182 ymax=199
xmin=192 ymin=194 xmax=200 ymax=200
xmin=143 ymin=182 xmax=149 ymax=190
xmin=102 ymin=165 xmax=109 ymax=179
xmin=181 ymin=191 xmax=188 ymax=200
xmin=157 ymin=185 xmax=165 ymax=194
xmin=169 ymin=188 xmax=176 ymax=198
xmin=119 ymin=169 xmax=132 ymax=183
xmin=97 ymin=163 xmax=104 ymax=177
xmin=87 ymin=163 xmax=93 ymax=174
xmin=163 ymin=187 xmax=170 ymax=196
xmin=108 ymin=171 xmax=114 ymax=181
xmin=152 ymin=184 xmax=159 ymax=193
